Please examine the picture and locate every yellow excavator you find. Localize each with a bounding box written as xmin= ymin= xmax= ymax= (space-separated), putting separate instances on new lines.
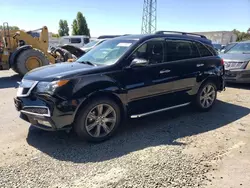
xmin=0 ymin=22 xmax=85 ymax=76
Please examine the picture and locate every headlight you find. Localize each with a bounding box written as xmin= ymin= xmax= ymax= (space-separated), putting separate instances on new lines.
xmin=36 ymin=80 xmax=69 ymax=94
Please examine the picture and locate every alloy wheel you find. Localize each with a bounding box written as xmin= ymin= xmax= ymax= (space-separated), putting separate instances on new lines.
xmin=200 ymin=84 xmax=216 ymax=108
xmin=85 ymin=104 xmax=117 ymax=138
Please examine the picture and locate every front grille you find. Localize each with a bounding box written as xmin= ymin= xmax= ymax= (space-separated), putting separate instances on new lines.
xmin=21 ymin=106 xmax=51 ymax=117
xmin=23 ymin=107 xmax=49 ymax=115
xmin=224 ymin=61 xmax=246 ymax=70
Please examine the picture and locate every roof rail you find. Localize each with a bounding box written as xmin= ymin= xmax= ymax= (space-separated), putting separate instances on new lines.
xmin=155 ymin=31 xmax=207 ymax=39
xmin=97 ymin=35 xmax=121 ymax=39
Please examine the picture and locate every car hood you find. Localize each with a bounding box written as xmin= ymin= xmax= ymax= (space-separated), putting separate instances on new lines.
xmin=24 ymin=62 xmax=97 ymax=81
xmin=219 ymin=53 xmax=250 ymax=62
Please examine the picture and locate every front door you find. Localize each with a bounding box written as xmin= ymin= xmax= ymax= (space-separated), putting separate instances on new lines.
xmin=125 ymin=39 xmax=176 ymax=115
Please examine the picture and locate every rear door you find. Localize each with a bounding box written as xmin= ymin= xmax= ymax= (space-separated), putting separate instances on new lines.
xmin=194 ymin=41 xmax=218 ymax=77
xmin=163 ymin=38 xmax=202 ymax=104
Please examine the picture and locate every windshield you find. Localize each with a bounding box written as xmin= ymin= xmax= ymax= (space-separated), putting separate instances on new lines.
xmin=77 ymin=39 xmax=137 ymax=65
xmin=224 ymin=43 xmax=237 ymax=52
xmin=83 ymin=40 xmax=99 ymax=48
xmin=227 ymin=43 xmax=250 ymax=54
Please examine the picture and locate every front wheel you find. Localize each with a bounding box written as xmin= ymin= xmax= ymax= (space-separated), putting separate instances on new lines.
xmin=74 ymin=98 xmax=121 ymax=142
xmin=195 ymin=82 xmax=217 ymax=112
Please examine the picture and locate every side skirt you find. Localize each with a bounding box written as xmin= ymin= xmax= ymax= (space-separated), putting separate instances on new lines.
xmin=130 ymin=102 xmax=191 ymax=118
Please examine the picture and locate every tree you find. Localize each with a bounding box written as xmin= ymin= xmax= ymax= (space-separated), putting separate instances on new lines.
xmin=72 ymin=19 xmax=78 ymax=35
xmin=71 ymin=12 xmax=90 ymax=36
xmin=233 ymin=29 xmax=250 ymax=42
xmin=58 ymin=20 xmax=69 ymax=37
xmin=52 ymin=33 xmax=59 ymax=38
xmin=63 ymin=20 xmax=69 ymax=36
xmin=0 ymin=25 xmax=19 ymax=30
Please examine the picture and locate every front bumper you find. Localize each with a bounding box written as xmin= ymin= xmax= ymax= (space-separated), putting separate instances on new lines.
xmin=224 ymin=69 xmax=250 ymax=83
xmin=14 ymin=96 xmax=76 ymax=131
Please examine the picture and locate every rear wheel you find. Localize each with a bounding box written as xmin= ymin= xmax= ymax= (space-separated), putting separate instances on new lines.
xmin=74 ymin=98 xmax=121 ymax=142
xmin=13 ymin=48 xmax=49 ymax=76
xmin=195 ymin=81 xmax=217 ymax=112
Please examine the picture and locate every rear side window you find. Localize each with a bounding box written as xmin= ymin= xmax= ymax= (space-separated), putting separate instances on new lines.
xmin=165 ymin=40 xmax=200 ymax=62
xmin=205 ymin=44 xmax=218 ymax=56
xmin=195 ymin=42 xmax=213 ymax=57
xmin=70 ymin=38 xmax=82 ymax=44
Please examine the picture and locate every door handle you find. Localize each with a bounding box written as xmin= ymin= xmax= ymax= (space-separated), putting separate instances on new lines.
xmin=160 ymin=69 xmax=171 ymax=74
xmin=196 ymin=64 xmax=204 ymax=67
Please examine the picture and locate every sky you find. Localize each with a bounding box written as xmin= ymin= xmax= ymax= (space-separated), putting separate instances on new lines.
xmin=0 ymin=0 xmax=250 ymax=37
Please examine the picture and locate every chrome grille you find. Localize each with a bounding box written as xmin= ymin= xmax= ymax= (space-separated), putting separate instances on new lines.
xmin=224 ymin=61 xmax=245 ymax=70
xmin=21 ymin=106 xmax=51 ymax=117
xmin=23 ymin=107 xmax=49 ymax=114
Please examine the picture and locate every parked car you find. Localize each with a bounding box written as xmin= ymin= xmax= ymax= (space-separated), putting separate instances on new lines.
xmin=212 ymin=43 xmax=222 ymax=52
xmin=220 ymin=41 xmax=250 ymax=83
xmin=14 ymin=31 xmax=225 ymax=142
xmin=80 ymin=39 xmax=107 ymax=52
xmin=220 ymin=42 xmax=238 ymax=54
xmin=81 ymin=35 xmax=122 ymax=52
xmin=59 ymin=35 xmax=90 ymax=48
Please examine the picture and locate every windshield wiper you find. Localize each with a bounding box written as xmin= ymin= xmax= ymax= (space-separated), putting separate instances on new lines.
xmin=78 ymin=61 xmax=96 ymax=66
xmin=242 ymin=52 xmax=250 ymax=54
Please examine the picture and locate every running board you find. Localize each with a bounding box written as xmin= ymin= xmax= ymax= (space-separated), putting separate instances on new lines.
xmin=130 ymin=102 xmax=191 ymax=119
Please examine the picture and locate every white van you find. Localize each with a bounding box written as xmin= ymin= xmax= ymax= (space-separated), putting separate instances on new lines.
xmin=59 ymin=35 xmax=90 ymax=48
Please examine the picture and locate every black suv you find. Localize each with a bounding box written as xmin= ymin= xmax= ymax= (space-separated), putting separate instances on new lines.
xmin=14 ymin=31 xmax=225 ymax=142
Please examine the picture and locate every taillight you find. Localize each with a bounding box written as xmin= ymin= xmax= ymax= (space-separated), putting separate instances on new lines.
xmin=220 ymin=58 xmax=224 ymax=66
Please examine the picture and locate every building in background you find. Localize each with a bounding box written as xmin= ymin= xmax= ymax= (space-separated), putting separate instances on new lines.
xmin=194 ymin=31 xmax=237 ymax=45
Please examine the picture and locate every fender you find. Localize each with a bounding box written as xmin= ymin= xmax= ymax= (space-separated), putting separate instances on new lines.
xmin=9 ymin=45 xmax=32 ymax=67
xmin=68 ymin=75 xmax=127 ymax=120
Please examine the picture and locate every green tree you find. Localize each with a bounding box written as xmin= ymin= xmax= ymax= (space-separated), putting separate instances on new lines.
xmin=63 ymin=20 xmax=69 ymax=36
xmin=52 ymin=33 xmax=60 ymax=38
xmin=0 ymin=25 xmax=19 ymax=30
xmin=58 ymin=20 xmax=69 ymax=36
xmin=72 ymin=19 xmax=78 ymax=35
xmin=71 ymin=12 xmax=90 ymax=36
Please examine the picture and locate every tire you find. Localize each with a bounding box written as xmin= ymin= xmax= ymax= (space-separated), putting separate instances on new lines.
xmin=74 ymin=98 xmax=121 ymax=142
xmin=13 ymin=48 xmax=49 ymax=76
xmin=194 ymin=81 xmax=217 ymax=112
xmin=54 ymin=48 xmax=73 ymax=62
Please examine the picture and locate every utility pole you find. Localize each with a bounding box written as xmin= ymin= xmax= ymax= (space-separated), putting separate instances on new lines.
xmin=141 ymin=0 xmax=157 ymax=34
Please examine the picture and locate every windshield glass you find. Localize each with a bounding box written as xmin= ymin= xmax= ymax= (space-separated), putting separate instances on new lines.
xmin=83 ymin=40 xmax=99 ymax=48
xmin=227 ymin=43 xmax=250 ymax=54
xmin=77 ymin=39 xmax=137 ymax=65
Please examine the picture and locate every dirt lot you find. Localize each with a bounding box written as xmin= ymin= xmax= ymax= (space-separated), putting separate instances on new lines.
xmin=0 ymin=70 xmax=250 ymax=188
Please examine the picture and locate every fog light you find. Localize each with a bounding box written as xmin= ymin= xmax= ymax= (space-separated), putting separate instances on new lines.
xmin=37 ymin=120 xmax=52 ymax=127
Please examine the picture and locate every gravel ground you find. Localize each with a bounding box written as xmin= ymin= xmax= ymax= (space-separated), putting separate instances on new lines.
xmin=0 ymin=70 xmax=250 ymax=188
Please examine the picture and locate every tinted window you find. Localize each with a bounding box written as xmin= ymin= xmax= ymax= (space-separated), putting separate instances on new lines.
xmin=195 ymin=42 xmax=213 ymax=57
xmin=165 ymin=40 xmax=200 ymax=61
xmin=133 ymin=41 xmax=164 ymax=64
xmin=70 ymin=38 xmax=81 ymax=44
xmin=205 ymin=45 xmax=218 ymax=56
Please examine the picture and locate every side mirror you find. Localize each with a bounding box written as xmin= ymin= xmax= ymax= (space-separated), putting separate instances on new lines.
xmin=130 ymin=58 xmax=149 ymax=68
